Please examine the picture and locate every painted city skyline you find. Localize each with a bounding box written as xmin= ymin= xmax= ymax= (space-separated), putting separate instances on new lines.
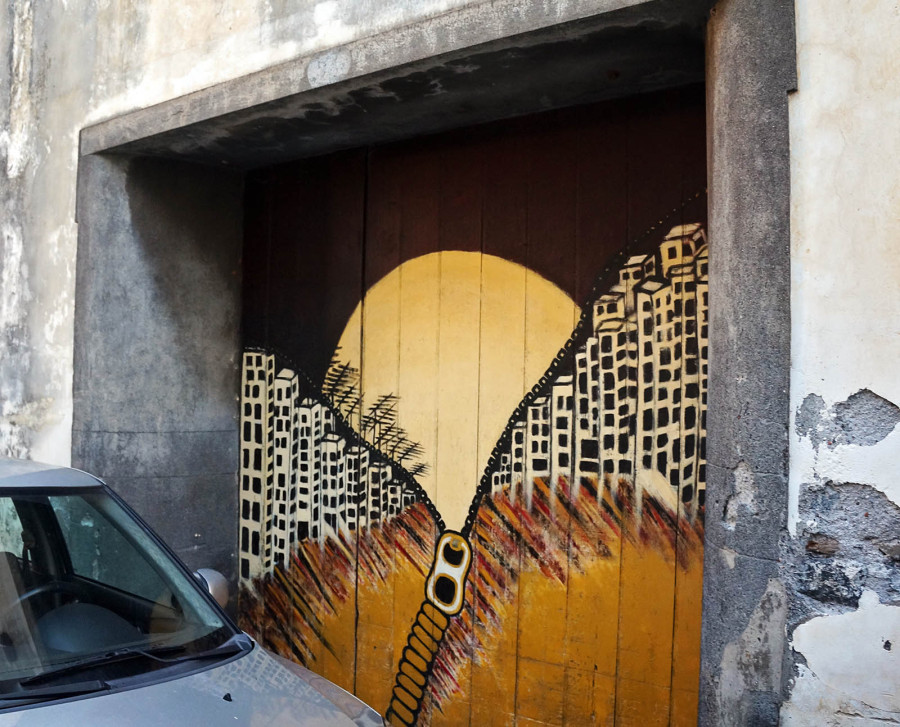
xmin=238 ymin=219 xmax=708 ymax=725
xmin=239 ymin=221 xmax=707 ymax=587
xmin=239 ymin=354 xmax=435 ymax=582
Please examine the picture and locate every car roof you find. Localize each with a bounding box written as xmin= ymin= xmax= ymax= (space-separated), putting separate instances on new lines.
xmin=0 ymin=458 xmax=105 ymax=488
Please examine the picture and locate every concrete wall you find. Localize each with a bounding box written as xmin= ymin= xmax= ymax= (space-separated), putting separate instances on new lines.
xmin=0 ymin=0 xmax=524 ymax=468
xmin=782 ymin=1 xmax=900 ymax=723
xmin=72 ymin=155 xmax=243 ymax=578
xmin=1 ymin=0 xmax=569 ymax=576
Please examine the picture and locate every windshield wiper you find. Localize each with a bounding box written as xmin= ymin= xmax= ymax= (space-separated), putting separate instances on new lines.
xmin=0 ymin=679 xmax=109 ymax=710
xmin=169 ymin=633 xmax=251 ymax=666
xmin=20 ymin=634 xmax=250 ymax=687
xmin=19 ymin=644 xmax=186 ymax=687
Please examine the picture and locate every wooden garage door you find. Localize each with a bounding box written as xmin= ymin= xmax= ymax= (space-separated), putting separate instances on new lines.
xmin=238 ymin=86 xmax=707 ymax=726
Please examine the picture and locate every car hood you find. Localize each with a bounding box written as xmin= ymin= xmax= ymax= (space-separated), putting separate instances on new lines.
xmin=0 ymin=643 xmax=383 ymax=726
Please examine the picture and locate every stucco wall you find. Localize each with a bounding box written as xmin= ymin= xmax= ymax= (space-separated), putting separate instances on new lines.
xmin=785 ymin=0 xmax=900 ymax=722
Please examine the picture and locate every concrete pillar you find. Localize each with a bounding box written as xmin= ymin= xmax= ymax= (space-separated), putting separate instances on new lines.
xmin=701 ymin=1 xmax=796 ymax=723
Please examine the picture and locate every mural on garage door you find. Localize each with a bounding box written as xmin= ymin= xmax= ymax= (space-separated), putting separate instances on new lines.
xmin=238 ymin=88 xmax=708 ymax=726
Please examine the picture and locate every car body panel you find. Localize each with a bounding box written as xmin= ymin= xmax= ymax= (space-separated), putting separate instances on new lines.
xmin=0 ymin=460 xmax=103 ymax=490
xmin=0 ymin=644 xmax=362 ymax=726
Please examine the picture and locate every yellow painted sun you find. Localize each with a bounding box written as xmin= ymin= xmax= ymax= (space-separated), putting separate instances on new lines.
xmin=334 ymin=250 xmax=580 ymax=530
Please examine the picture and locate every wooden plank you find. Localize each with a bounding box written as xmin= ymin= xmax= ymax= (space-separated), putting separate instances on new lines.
xmin=521 ymin=117 xmax=578 ymax=724
xmin=522 ymin=117 xmax=580 ymax=392
xmin=357 ymin=145 xmax=404 ymax=715
xmin=613 ymin=94 xmax=687 ymax=724
xmin=431 ymin=135 xmax=485 ymax=727
xmin=622 ymin=91 xmax=699 ymax=244
xmin=668 ymin=93 xmax=707 ymax=727
xmin=391 ymin=141 xmax=449 ymax=726
xmin=573 ymin=103 xmax=630 ymax=307
xmin=435 ymin=135 xmax=484 ymax=533
xmin=314 ymin=153 xmax=366 ymax=692
xmin=264 ymin=153 xmax=366 ymax=382
xmin=567 ymin=106 xmax=630 ymax=725
xmin=470 ymin=128 xmax=530 ymax=726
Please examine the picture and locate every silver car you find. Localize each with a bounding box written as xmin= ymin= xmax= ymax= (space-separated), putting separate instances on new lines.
xmin=0 ymin=458 xmax=385 ymax=725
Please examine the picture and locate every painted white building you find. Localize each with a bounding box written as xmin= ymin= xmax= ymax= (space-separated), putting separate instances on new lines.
xmin=346 ymin=444 xmax=368 ymax=529
xmin=367 ymin=461 xmax=391 ymax=525
xmin=238 ymin=352 xmax=275 ymax=581
xmin=634 ymin=277 xmax=665 ymax=502
xmin=238 ymin=360 xmax=421 ymax=577
xmin=524 ymin=395 xmax=550 ymax=506
xmin=574 ymin=346 xmax=600 ymax=487
xmin=272 ymin=368 xmax=300 ymax=569
xmin=321 ymin=432 xmax=346 ymax=539
xmin=508 ymin=420 xmax=526 ymax=503
xmin=492 ymin=451 xmax=512 ymax=495
xmin=550 ymin=374 xmax=574 ymax=492
xmin=494 ymin=229 xmax=710 ymax=519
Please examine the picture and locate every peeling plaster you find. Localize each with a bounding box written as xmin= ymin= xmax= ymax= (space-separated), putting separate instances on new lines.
xmin=796 ymin=390 xmax=900 ymax=450
xmin=790 ymin=482 xmax=900 ymax=614
xmin=723 ymin=460 xmax=758 ymax=531
xmin=791 ymin=391 xmax=900 ymax=539
xmin=798 ymin=559 xmax=864 ymax=608
xmin=721 ymin=546 xmax=737 ymax=569
xmin=793 ymin=390 xmax=900 ymax=529
xmin=782 ymin=590 xmax=900 ymax=724
xmin=718 ymin=579 xmax=787 ymax=726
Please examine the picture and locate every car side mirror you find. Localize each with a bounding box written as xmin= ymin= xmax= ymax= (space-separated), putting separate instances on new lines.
xmin=194 ymin=568 xmax=229 ymax=609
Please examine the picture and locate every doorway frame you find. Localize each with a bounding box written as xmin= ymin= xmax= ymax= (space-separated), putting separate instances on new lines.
xmin=73 ymin=1 xmax=796 ymax=722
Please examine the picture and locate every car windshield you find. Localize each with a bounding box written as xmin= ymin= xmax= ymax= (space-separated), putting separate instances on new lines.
xmin=0 ymin=486 xmax=235 ymax=692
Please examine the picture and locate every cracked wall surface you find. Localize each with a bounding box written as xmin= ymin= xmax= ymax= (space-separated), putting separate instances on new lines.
xmin=786 ymin=0 xmax=900 ymax=722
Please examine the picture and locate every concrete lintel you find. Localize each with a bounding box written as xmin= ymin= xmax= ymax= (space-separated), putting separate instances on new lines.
xmin=79 ymin=0 xmax=713 ymax=167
